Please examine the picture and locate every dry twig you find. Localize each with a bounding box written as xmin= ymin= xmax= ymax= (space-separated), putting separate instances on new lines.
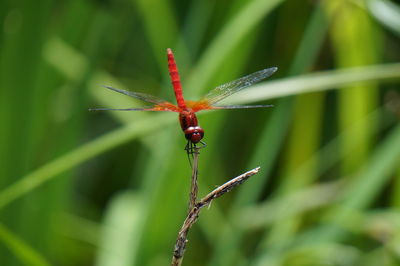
xmin=171 ymin=167 xmax=260 ymax=266
xmin=188 ymin=148 xmax=200 ymax=211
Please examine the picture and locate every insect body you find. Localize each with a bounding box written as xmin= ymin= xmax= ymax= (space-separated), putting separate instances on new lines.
xmin=91 ymin=49 xmax=277 ymax=152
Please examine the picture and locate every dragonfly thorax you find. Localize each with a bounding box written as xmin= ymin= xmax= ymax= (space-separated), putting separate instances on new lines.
xmin=179 ymin=111 xmax=204 ymax=143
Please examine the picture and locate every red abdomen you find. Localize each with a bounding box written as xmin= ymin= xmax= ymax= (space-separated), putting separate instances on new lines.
xmin=167 ymin=49 xmax=187 ymax=110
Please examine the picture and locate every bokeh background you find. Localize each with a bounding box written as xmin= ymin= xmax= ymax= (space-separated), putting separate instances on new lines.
xmin=1 ymin=0 xmax=400 ymax=265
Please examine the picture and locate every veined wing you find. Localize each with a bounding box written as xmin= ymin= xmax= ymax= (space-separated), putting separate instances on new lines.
xmin=90 ymin=85 xmax=180 ymax=112
xmin=88 ymin=106 xmax=174 ymax=111
xmin=197 ymin=67 xmax=278 ymax=107
xmin=186 ymin=101 xmax=274 ymax=112
xmin=210 ymin=104 xmax=274 ymax=109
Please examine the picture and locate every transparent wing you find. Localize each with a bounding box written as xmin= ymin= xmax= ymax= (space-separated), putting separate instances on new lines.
xmin=89 ymin=107 xmax=175 ymax=112
xmin=201 ymin=67 xmax=278 ymax=105
xmin=102 ymin=86 xmax=173 ymax=105
xmin=93 ymin=85 xmax=180 ymax=112
xmin=211 ymin=104 xmax=273 ymax=109
xmin=187 ymin=101 xmax=274 ymax=112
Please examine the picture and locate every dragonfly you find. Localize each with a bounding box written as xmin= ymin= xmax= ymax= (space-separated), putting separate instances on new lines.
xmin=90 ymin=48 xmax=277 ymax=154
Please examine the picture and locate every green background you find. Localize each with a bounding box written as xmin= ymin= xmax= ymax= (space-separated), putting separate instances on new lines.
xmin=0 ymin=0 xmax=400 ymax=265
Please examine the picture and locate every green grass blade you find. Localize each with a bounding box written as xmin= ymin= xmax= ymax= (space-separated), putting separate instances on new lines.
xmin=0 ymin=114 xmax=174 ymax=209
xmin=329 ymin=122 xmax=400 ymax=220
xmin=133 ymin=0 xmax=179 ymax=68
xmin=287 ymin=121 xmax=400 ymax=246
xmin=242 ymin=108 xmax=387 ymax=231
xmin=263 ymin=1 xmax=330 ymax=244
xmin=368 ymin=0 xmax=400 ymax=35
xmin=0 ymin=223 xmax=50 ymax=266
xmin=185 ymin=0 xmax=284 ymax=95
xmin=252 ymin=111 xmax=400 ymax=265
xmin=326 ymin=0 xmax=381 ymax=175
xmin=237 ymin=182 xmax=341 ymax=229
xmin=208 ymin=4 xmax=328 ymax=264
xmin=227 ymin=63 xmax=400 ymax=104
xmin=96 ymin=191 xmax=143 ymax=266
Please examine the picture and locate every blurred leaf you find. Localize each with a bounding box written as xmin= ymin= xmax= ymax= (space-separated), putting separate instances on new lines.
xmin=251 ymin=107 xmax=400 ymax=265
xmin=58 ymin=214 xmax=100 ymax=246
xmin=326 ymin=0 xmax=381 ymax=177
xmin=44 ymin=37 xmax=88 ymax=81
xmin=0 ymin=113 xmax=174 ymax=210
xmin=282 ymin=243 xmax=360 ymax=266
xmin=133 ymin=0 xmax=179 ymax=67
xmin=186 ymin=0 xmax=284 ymax=95
xmin=237 ymin=181 xmax=341 ymax=229
xmin=298 ymin=121 xmax=400 ymax=242
xmin=96 ymin=191 xmax=143 ymax=266
xmin=208 ymin=4 xmax=328 ymax=264
xmin=368 ymin=0 xmax=400 ymax=35
xmin=0 ymin=223 xmax=50 ymax=266
xmin=227 ymin=63 xmax=400 ymax=104
xmin=332 ymin=121 xmax=400 ymax=214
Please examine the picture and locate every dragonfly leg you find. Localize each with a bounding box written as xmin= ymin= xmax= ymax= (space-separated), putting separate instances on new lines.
xmin=198 ymin=141 xmax=207 ymax=149
xmin=184 ymin=141 xmax=195 ymax=167
xmin=184 ymin=141 xmax=207 ymax=167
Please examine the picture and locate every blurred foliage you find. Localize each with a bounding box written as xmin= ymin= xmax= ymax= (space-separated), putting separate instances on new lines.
xmin=0 ymin=0 xmax=400 ymax=265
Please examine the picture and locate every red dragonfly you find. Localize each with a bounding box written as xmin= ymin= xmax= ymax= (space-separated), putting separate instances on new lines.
xmin=91 ymin=48 xmax=277 ymax=153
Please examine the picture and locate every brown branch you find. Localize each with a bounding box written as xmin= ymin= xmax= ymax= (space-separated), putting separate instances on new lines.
xmin=188 ymin=148 xmax=200 ymax=211
xmin=171 ymin=167 xmax=261 ymax=266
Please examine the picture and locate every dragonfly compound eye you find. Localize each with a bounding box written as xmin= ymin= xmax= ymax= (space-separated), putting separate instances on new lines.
xmin=184 ymin=126 xmax=204 ymax=143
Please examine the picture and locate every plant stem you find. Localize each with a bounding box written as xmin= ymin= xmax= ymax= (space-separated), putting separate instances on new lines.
xmin=171 ymin=167 xmax=260 ymax=266
xmin=188 ymin=148 xmax=200 ymax=211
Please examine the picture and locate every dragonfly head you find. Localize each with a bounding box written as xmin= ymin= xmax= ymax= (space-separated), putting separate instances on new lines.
xmin=184 ymin=126 xmax=204 ymax=144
